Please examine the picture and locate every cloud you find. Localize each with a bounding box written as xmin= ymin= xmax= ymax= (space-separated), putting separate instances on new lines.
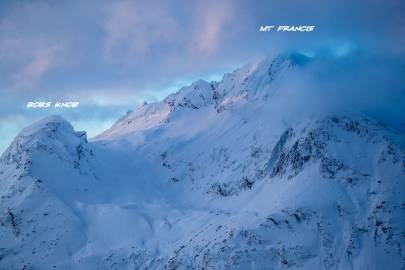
xmin=103 ymin=0 xmax=180 ymax=61
xmin=267 ymin=50 xmax=405 ymax=129
xmin=13 ymin=44 xmax=63 ymax=89
xmin=0 ymin=3 xmax=66 ymax=92
xmin=102 ymin=0 xmax=246 ymax=66
xmin=0 ymin=0 xmax=404 ymax=153
xmin=189 ymin=0 xmax=236 ymax=56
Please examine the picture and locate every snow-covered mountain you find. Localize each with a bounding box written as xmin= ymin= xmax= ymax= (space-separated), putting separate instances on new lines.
xmin=1 ymin=52 xmax=404 ymax=269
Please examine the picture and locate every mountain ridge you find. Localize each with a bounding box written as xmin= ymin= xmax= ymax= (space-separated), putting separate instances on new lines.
xmin=95 ymin=51 xmax=310 ymax=141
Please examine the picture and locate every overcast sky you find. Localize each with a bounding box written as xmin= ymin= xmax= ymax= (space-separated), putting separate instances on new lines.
xmin=1 ymin=0 xmax=404 ymax=153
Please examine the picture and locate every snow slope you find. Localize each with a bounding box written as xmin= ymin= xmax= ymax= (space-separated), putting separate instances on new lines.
xmin=1 ymin=52 xmax=404 ymax=269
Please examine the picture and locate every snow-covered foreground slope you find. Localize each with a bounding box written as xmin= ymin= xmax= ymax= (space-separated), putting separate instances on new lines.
xmin=1 ymin=52 xmax=404 ymax=269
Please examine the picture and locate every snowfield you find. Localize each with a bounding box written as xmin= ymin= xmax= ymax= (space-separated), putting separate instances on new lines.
xmin=1 ymin=52 xmax=404 ymax=269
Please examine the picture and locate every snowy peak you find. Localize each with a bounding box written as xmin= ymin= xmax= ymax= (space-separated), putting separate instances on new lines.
xmin=254 ymin=51 xmax=311 ymax=77
xmin=0 ymin=116 xmax=92 ymax=270
xmin=1 ymin=115 xmax=89 ymax=172
xmin=96 ymin=80 xmax=218 ymax=140
xmin=1 ymin=51 xmax=405 ymax=269
xmin=96 ymin=52 xmax=310 ymax=141
xmin=164 ymin=79 xmax=216 ymax=110
xmin=214 ymin=52 xmax=310 ymax=101
xmin=5 ymin=115 xmax=86 ymax=147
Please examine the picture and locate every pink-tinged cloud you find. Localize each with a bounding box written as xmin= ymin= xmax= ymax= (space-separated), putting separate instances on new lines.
xmin=0 ymin=17 xmax=64 ymax=91
xmin=103 ymin=0 xmax=180 ymax=61
xmin=13 ymin=44 xmax=63 ymax=90
xmin=189 ymin=0 xmax=236 ymax=56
